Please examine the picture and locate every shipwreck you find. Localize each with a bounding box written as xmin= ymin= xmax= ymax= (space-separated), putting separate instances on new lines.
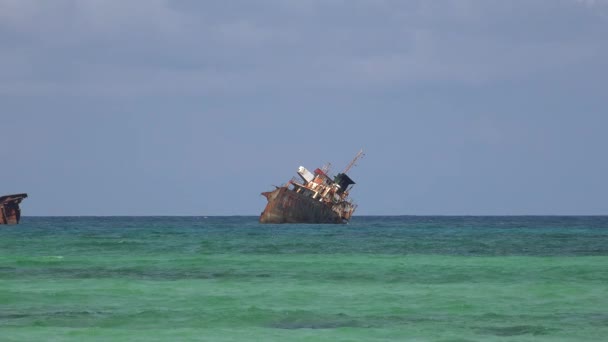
xmin=0 ymin=193 xmax=28 ymax=225
xmin=260 ymin=150 xmax=364 ymax=224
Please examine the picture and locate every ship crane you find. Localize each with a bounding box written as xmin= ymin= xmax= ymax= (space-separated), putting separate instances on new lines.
xmin=342 ymin=149 xmax=365 ymax=174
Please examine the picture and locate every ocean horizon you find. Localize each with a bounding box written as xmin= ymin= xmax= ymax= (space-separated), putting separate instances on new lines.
xmin=21 ymin=214 xmax=608 ymax=216
xmin=2 ymin=216 xmax=607 ymax=341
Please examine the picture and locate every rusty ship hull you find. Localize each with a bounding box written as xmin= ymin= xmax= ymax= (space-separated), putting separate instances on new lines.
xmin=260 ymin=187 xmax=344 ymax=224
xmin=260 ymin=150 xmax=363 ymax=224
xmin=0 ymin=193 xmax=28 ymax=225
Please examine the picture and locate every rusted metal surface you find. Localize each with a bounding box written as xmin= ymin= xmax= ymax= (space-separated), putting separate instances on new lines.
xmin=0 ymin=193 xmax=28 ymax=225
xmin=260 ymin=151 xmax=363 ymax=224
xmin=260 ymin=187 xmax=344 ymax=224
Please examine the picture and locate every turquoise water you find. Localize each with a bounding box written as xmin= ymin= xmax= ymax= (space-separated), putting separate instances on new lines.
xmin=1 ymin=216 xmax=607 ymax=341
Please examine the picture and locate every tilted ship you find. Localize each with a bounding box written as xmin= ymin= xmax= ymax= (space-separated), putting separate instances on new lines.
xmin=0 ymin=193 xmax=28 ymax=225
xmin=260 ymin=150 xmax=364 ymax=224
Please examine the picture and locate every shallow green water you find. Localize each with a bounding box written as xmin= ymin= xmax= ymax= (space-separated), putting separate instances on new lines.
xmin=1 ymin=216 xmax=607 ymax=341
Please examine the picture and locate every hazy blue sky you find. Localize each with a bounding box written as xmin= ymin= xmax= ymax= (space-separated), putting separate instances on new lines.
xmin=1 ymin=0 xmax=607 ymax=215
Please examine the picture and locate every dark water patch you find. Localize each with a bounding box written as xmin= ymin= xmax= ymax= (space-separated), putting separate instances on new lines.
xmin=480 ymin=312 xmax=608 ymax=328
xmin=268 ymin=312 xmax=373 ymax=330
xmin=271 ymin=319 xmax=364 ymax=329
xmin=1 ymin=266 xmax=280 ymax=281
xmin=270 ymin=312 xmax=608 ymax=332
xmin=4 ymin=263 xmax=608 ymax=284
xmin=269 ymin=312 xmax=468 ymax=330
xmin=476 ymin=325 xmax=555 ymax=336
xmin=0 ymin=310 xmax=110 ymax=327
xmin=583 ymin=313 xmax=608 ymax=326
xmin=3 ymin=307 xmax=605 ymax=333
xmin=1 ymin=310 xmax=162 ymax=329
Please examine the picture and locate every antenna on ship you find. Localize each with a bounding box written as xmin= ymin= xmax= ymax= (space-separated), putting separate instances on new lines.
xmin=342 ymin=149 xmax=365 ymax=174
xmin=321 ymin=162 xmax=332 ymax=175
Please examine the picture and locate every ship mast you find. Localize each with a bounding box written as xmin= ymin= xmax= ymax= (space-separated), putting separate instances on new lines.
xmin=342 ymin=149 xmax=365 ymax=174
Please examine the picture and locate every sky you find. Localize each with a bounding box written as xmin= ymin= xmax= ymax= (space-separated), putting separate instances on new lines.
xmin=1 ymin=0 xmax=607 ymax=216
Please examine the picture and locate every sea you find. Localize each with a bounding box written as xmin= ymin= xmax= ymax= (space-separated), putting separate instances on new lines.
xmin=1 ymin=216 xmax=607 ymax=341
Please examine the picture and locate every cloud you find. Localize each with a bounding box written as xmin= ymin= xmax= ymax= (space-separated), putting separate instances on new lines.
xmin=575 ymin=0 xmax=608 ymax=6
xmin=0 ymin=0 xmax=606 ymax=97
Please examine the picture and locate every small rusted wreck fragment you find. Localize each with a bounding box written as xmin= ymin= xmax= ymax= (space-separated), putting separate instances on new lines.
xmin=0 ymin=193 xmax=28 ymax=225
xmin=260 ymin=150 xmax=363 ymax=224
